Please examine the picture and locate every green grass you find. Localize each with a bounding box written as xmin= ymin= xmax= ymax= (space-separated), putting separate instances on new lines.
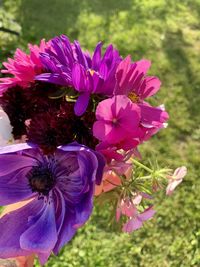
xmin=1 ymin=0 xmax=200 ymax=266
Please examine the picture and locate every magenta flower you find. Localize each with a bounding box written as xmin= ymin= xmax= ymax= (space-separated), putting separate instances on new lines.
xmin=93 ymin=95 xmax=141 ymax=145
xmin=0 ymin=143 xmax=105 ymax=264
xmin=36 ymin=35 xmax=121 ymax=115
xmin=122 ymin=206 xmax=156 ymax=233
xmin=166 ymin=166 xmax=187 ymax=195
xmin=115 ymin=56 xmax=160 ymax=98
xmin=0 ymin=40 xmax=49 ymax=95
xmin=95 ymin=143 xmax=125 ymax=163
xmin=114 ymin=56 xmax=169 ymax=141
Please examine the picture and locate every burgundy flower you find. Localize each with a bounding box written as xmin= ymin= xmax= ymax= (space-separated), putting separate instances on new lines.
xmin=0 ymin=86 xmax=29 ymax=138
xmin=0 ymin=82 xmax=63 ymax=140
xmin=27 ymin=103 xmax=97 ymax=154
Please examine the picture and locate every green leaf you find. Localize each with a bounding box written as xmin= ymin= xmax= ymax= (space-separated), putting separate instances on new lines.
xmin=48 ymin=87 xmax=69 ymax=99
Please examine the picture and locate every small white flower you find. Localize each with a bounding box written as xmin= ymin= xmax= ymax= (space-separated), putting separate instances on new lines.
xmin=0 ymin=108 xmax=13 ymax=146
xmin=158 ymin=104 xmax=165 ymax=111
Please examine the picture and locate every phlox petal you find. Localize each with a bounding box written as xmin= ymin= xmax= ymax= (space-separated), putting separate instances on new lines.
xmin=138 ymin=207 xmax=156 ymax=221
xmin=20 ymin=200 xmax=57 ymax=253
xmin=122 ymin=217 xmax=143 ymax=233
xmin=166 ymin=179 xmax=183 ymax=195
xmin=173 ymin=166 xmax=187 ymax=179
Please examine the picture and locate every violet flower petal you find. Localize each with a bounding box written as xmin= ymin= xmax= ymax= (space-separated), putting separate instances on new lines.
xmin=0 ymin=143 xmax=33 ymax=154
xmin=52 ymin=189 xmax=74 ymax=254
xmin=20 ymin=200 xmax=57 ymax=253
xmin=0 ymin=167 xmax=33 ymax=205
xmin=0 ymin=154 xmax=37 ymax=176
xmin=92 ymin=42 xmax=102 ymax=71
xmin=74 ymin=92 xmax=90 ymax=116
xmin=74 ymin=41 xmax=88 ymax=68
xmin=0 ymin=198 xmax=43 ymax=258
xmin=72 ymin=63 xmax=88 ymax=92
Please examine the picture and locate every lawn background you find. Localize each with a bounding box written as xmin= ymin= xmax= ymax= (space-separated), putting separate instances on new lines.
xmin=0 ymin=0 xmax=200 ymax=266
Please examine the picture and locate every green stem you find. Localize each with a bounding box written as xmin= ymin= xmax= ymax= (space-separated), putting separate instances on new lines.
xmin=131 ymin=158 xmax=153 ymax=173
xmin=138 ymin=175 xmax=152 ymax=180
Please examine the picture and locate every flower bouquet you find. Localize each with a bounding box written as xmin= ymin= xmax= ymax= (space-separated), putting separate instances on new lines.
xmin=0 ymin=36 xmax=187 ymax=265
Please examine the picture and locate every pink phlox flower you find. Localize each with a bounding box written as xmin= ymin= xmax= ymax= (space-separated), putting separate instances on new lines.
xmin=96 ymin=145 xmax=124 ymax=163
xmin=0 ymin=39 xmax=49 ymax=95
xmin=132 ymin=194 xmax=143 ymax=205
xmin=116 ymin=198 xmax=137 ymax=222
xmin=132 ymin=192 xmax=153 ymax=205
xmin=131 ymin=148 xmax=142 ymax=160
xmin=122 ymin=206 xmax=156 ymax=233
xmin=93 ymin=95 xmax=141 ymax=145
xmin=166 ymin=166 xmax=187 ymax=195
xmin=96 ymin=140 xmax=140 ymax=164
xmin=104 ymin=160 xmax=132 ymax=177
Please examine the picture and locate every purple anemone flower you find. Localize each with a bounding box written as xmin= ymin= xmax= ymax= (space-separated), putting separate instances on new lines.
xmin=36 ymin=35 xmax=121 ymax=116
xmin=0 ymin=143 xmax=105 ymax=264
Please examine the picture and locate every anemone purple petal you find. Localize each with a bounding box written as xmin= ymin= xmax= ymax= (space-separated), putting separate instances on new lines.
xmin=20 ymin=200 xmax=57 ymax=253
xmin=0 ymin=143 xmax=105 ymax=263
xmin=0 ymin=199 xmax=43 ymax=257
xmin=0 ymin=167 xmax=33 ymax=205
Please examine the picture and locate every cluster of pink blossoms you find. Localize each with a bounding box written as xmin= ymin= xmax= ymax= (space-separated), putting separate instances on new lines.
xmin=0 ymin=36 xmax=187 ymax=264
xmin=0 ymin=40 xmax=49 ymax=94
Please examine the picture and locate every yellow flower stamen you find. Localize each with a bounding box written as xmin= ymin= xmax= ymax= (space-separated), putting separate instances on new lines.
xmin=89 ymin=69 xmax=95 ymax=76
xmin=128 ymin=92 xmax=140 ymax=103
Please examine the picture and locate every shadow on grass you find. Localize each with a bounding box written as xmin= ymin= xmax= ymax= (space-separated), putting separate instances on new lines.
xmin=162 ymin=29 xmax=200 ymax=125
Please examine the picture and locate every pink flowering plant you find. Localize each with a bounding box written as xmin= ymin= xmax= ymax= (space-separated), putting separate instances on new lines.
xmin=0 ymin=36 xmax=187 ymax=265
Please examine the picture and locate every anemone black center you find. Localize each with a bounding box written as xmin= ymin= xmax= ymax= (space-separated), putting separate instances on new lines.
xmin=27 ymin=165 xmax=55 ymax=196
